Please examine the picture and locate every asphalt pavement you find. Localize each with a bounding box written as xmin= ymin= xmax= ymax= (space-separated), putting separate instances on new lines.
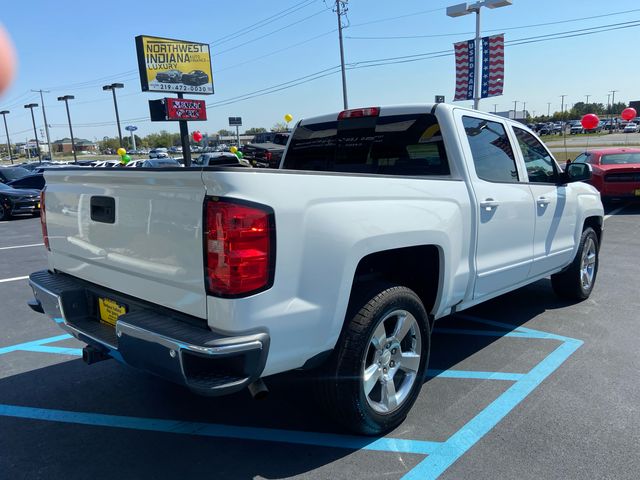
xmin=1 ymin=205 xmax=639 ymax=479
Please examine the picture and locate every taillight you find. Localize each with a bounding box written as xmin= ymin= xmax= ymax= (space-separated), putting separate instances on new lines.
xmin=204 ymin=198 xmax=274 ymax=297
xmin=338 ymin=107 xmax=380 ymax=120
xmin=264 ymin=151 xmax=273 ymax=161
xmin=40 ymin=189 xmax=50 ymax=251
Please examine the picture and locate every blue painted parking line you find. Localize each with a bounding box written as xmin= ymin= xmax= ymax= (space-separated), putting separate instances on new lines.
xmin=0 ymin=334 xmax=72 ymax=355
xmin=427 ymin=369 xmax=524 ymax=381
xmin=0 ymin=403 xmax=442 ymax=455
xmin=0 ymin=316 xmax=583 ymax=479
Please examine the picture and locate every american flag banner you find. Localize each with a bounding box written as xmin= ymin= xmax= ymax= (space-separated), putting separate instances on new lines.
xmin=454 ymin=40 xmax=475 ymax=101
xmin=481 ymin=34 xmax=504 ymax=98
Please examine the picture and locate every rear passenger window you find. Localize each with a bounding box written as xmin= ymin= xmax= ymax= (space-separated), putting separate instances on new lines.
xmin=283 ymin=113 xmax=450 ymax=176
xmin=463 ymin=116 xmax=519 ymax=183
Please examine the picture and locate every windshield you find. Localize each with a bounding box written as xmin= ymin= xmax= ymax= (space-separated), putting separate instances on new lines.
xmin=1 ymin=167 xmax=29 ymax=181
xmin=601 ymin=153 xmax=640 ymax=165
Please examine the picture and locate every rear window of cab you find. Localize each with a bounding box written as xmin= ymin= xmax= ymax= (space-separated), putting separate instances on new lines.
xmin=282 ymin=113 xmax=450 ymax=176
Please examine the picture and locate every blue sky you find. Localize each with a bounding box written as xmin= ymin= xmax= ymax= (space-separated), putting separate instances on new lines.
xmin=1 ymin=0 xmax=639 ymax=142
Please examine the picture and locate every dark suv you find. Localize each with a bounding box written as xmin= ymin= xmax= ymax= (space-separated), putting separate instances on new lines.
xmin=155 ymin=70 xmax=183 ymax=83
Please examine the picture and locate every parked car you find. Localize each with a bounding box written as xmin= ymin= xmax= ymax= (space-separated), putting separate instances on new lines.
xmin=573 ymin=147 xmax=640 ymax=202
xmin=538 ymin=123 xmax=554 ymax=135
xmin=623 ymin=123 xmax=637 ymax=133
xmin=30 ymin=103 xmax=603 ymax=435
xmin=141 ymin=158 xmax=182 ymax=168
xmin=0 ymin=166 xmax=30 ymax=184
xmin=181 ymin=70 xmax=209 ymax=86
xmin=149 ymin=148 xmax=169 ymax=159
xmin=195 ymin=152 xmax=250 ymax=167
xmin=570 ymin=124 xmax=583 ymax=134
xmin=0 ymin=182 xmax=40 ymax=220
xmin=155 ymin=69 xmax=183 ymax=83
xmin=93 ymin=160 xmax=122 ymax=168
xmin=7 ymin=173 xmax=45 ymax=191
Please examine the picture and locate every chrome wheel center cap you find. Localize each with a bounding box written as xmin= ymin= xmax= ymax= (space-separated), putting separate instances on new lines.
xmin=380 ymin=350 xmax=392 ymax=367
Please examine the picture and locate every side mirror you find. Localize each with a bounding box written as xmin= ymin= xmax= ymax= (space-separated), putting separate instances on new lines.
xmin=563 ymin=162 xmax=592 ymax=183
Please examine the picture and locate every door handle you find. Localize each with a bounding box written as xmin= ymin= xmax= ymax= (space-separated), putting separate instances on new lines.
xmin=537 ymin=196 xmax=551 ymax=207
xmin=480 ymin=198 xmax=499 ymax=211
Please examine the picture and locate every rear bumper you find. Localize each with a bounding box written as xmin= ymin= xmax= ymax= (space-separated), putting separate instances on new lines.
xmin=29 ymin=270 xmax=269 ymax=396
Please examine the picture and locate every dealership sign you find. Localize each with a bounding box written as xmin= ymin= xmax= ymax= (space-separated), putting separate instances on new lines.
xmin=148 ymin=98 xmax=207 ymax=122
xmin=135 ymin=35 xmax=214 ymax=94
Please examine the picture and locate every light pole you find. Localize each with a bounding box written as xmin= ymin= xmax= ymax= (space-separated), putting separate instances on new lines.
xmin=0 ymin=110 xmax=12 ymax=164
xmin=24 ymin=103 xmax=41 ymax=162
xmin=513 ymin=100 xmax=518 ymax=119
xmin=522 ymin=101 xmax=526 ymax=120
xmin=609 ymin=90 xmax=618 ymax=132
xmin=547 ymin=102 xmax=551 ymax=118
xmin=57 ymin=95 xmax=77 ymax=164
xmin=585 ymin=94 xmax=590 ymax=105
xmin=446 ymin=0 xmax=512 ymax=110
xmin=493 ymin=103 xmax=498 ymax=113
xmin=103 ymin=83 xmax=124 ymax=146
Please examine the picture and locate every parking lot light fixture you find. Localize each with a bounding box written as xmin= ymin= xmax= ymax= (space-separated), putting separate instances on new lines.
xmin=24 ymin=103 xmax=41 ymax=163
xmin=0 ymin=110 xmax=12 ymax=164
xmin=103 ymin=83 xmax=124 ymax=146
xmin=57 ymin=95 xmax=77 ymax=164
xmin=446 ymin=0 xmax=513 ymax=110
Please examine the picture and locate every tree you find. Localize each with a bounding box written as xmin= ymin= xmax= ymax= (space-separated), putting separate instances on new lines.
xmin=244 ymin=127 xmax=267 ymax=135
xmin=271 ymin=122 xmax=288 ymax=132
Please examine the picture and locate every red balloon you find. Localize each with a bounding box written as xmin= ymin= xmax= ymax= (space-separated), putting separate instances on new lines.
xmin=192 ymin=131 xmax=203 ymax=142
xmin=621 ymin=107 xmax=637 ymax=121
xmin=581 ymin=113 xmax=599 ymax=130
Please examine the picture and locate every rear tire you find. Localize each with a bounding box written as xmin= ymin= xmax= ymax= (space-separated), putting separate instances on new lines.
xmin=317 ymin=283 xmax=430 ymax=435
xmin=551 ymin=227 xmax=599 ymax=300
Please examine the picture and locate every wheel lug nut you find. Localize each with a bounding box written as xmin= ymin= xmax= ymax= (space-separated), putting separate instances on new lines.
xmin=383 ymin=368 xmax=387 ymax=373
xmin=391 ymin=348 xmax=397 ymax=354
xmin=390 ymin=361 xmax=395 ymax=367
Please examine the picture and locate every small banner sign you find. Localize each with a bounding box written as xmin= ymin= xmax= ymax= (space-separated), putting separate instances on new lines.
xmin=453 ymin=39 xmax=475 ymax=101
xmin=148 ymin=98 xmax=207 ymax=121
xmin=481 ymin=34 xmax=505 ymax=98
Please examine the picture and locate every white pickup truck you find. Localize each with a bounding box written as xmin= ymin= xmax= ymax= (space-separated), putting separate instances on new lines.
xmin=29 ymin=104 xmax=603 ymax=435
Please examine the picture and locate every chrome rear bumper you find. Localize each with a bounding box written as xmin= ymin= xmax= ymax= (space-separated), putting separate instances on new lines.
xmin=29 ymin=270 xmax=269 ymax=396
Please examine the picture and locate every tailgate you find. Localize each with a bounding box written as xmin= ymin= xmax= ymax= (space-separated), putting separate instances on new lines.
xmin=43 ymin=169 xmax=208 ymax=319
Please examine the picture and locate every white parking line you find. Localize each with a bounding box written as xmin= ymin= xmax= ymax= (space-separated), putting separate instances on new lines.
xmin=0 ymin=243 xmax=44 ymax=251
xmin=0 ymin=276 xmax=29 ymax=283
xmin=604 ymin=204 xmax=630 ymax=221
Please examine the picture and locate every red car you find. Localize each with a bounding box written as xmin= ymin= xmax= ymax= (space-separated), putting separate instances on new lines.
xmin=573 ymin=147 xmax=640 ymax=202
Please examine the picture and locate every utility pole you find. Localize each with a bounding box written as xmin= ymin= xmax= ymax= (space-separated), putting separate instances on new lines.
xmin=585 ymin=94 xmax=591 ymax=105
xmin=0 ymin=110 xmax=11 ymax=164
xmin=335 ymin=0 xmax=349 ymax=109
xmin=32 ymin=89 xmax=53 ymax=160
xmin=493 ymin=103 xmax=498 ymax=113
xmin=513 ymin=100 xmax=518 ymax=119
xmin=560 ymin=94 xmax=567 ymax=122
xmin=522 ymin=101 xmax=526 ymax=120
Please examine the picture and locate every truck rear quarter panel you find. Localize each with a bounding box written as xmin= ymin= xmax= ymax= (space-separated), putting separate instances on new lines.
xmin=202 ymin=169 xmax=472 ymax=376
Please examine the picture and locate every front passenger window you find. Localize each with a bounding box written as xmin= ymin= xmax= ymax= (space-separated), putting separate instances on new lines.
xmin=513 ymin=127 xmax=559 ymax=183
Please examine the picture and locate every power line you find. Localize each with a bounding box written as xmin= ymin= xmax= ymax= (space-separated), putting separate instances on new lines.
xmin=345 ymin=7 xmax=640 ymax=40
xmin=348 ymin=6 xmax=446 ymax=28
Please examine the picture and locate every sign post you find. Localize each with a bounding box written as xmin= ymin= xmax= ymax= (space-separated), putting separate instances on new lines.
xmin=229 ymin=117 xmax=242 ymax=149
xmin=125 ymin=125 xmax=138 ymax=151
xmin=135 ymin=35 xmax=214 ymax=167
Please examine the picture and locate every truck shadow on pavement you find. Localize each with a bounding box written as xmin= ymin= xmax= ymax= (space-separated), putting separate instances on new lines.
xmin=0 ymin=279 xmax=582 ymax=480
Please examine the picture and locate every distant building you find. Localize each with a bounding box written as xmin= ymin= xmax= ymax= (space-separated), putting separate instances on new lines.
xmin=52 ymin=138 xmax=97 ymax=154
xmin=494 ymin=110 xmax=529 ymax=122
